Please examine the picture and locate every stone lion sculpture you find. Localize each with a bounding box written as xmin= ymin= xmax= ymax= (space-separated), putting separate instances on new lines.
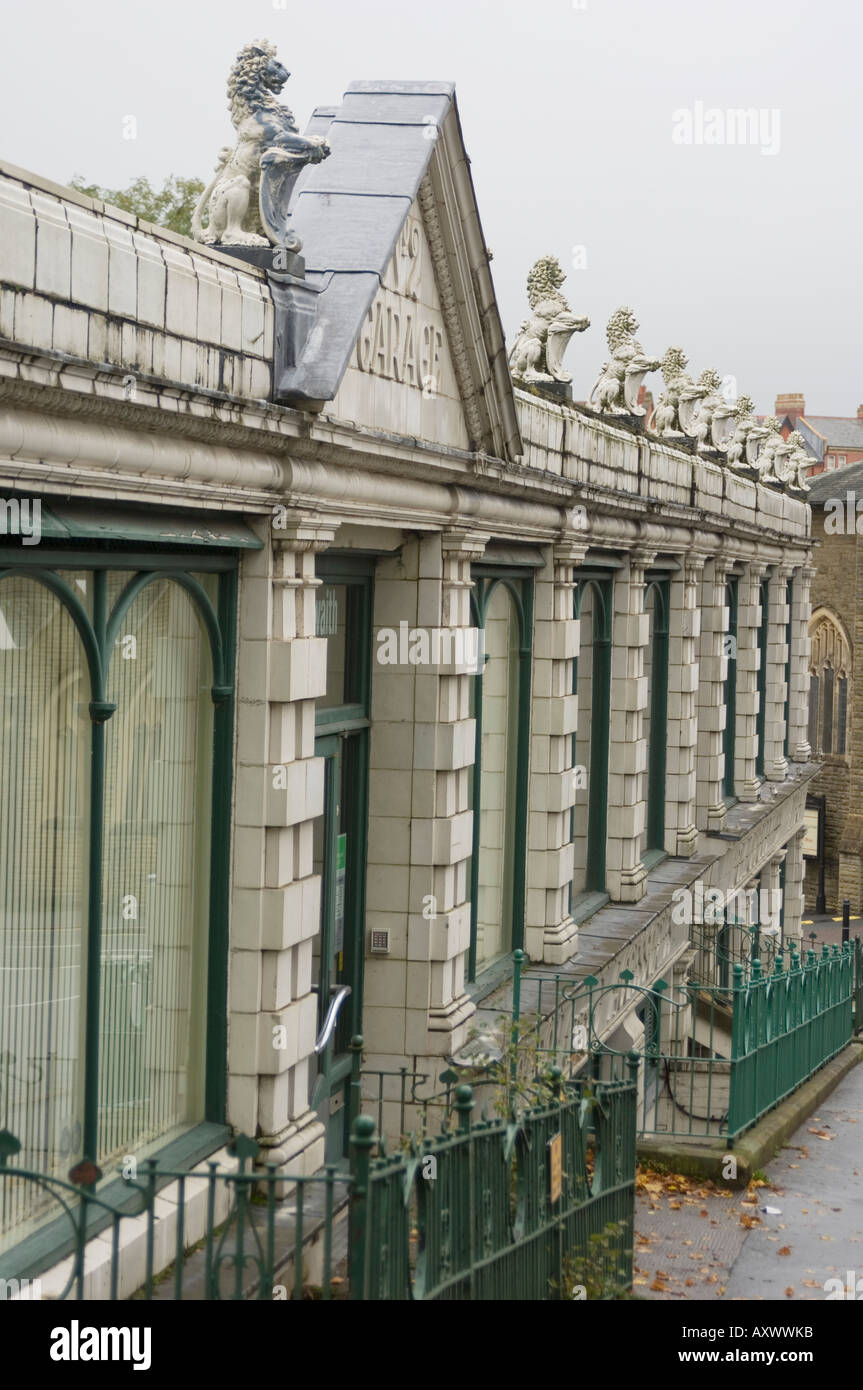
xmin=725 ymin=395 xmax=764 ymax=470
xmin=589 ymin=307 xmax=659 ymax=416
xmin=783 ymin=431 xmax=812 ymax=492
xmin=751 ymin=416 xmax=791 ymax=484
xmin=508 ymin=256 xmax=589 ymax=387
xmin=681 ymin=368 xmax=737 ymax=452
xmin=651 ymin=347 xmax=703 ymax=438
xmin=192 ymin=40 xmax=330 ymax=250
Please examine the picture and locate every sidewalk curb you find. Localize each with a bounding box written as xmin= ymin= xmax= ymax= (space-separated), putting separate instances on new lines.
xmin=637 ymin=1041 xmax=863 ymax=1187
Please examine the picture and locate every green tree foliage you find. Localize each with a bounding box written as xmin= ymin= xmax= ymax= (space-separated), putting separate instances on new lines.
xmin=67 ymin=174 xmax=205 ymax=238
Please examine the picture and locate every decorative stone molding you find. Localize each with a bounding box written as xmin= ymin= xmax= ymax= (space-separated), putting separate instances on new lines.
xmin=417 ymin=177 xmax=487 ymax=449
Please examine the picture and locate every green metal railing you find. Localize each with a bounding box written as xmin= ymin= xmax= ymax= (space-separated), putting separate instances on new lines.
xmin=510 ymin=941 xmax=856 ymax=1145
xmin=0 ymin=1065 xmax=637 ymax=1301
xmin=728 ymin=944 xmax=854 ymax=1136
xmin=350 ymin=1070 xmax=637 ymax=1301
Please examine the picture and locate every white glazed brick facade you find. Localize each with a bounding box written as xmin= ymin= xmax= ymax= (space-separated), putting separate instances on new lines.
xmin=764 ymin=568 xmax=793 ymax=781
xmin=606 ymin=552 xmax=653 ymax=902
xmin=696 ymin=558 xmax=734 ymax=833
xmin=229 ymin=519 xmax=331 ymax=1176
xmin=735 ymin=562 xmax=768 ymax=802
xmin=665 ymin=556 xmax=703 ymax=857
xmin=526 ymin=541 xmax=586 ymax=963
xmin=0 ymin=159 xmax=820 ymax=1188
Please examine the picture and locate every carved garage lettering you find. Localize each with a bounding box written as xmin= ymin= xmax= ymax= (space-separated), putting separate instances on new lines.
xmin=356 ymin=300 xmax=443 ymax=388
xmin=355 ymin=215 xmax=443 ymax=389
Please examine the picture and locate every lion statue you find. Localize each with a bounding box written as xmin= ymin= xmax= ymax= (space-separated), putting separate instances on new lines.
xmin=725 ymin=395 xmax=763 ymax=470
xmin=783 ymin=430 xmax=812 ymax=492
xmin=751 ymin=416 xmax=791 ymax=484
xmin=589 ymin=306 xmax=659 ymax=416
xmin=508 ymin=255 xmax=589 ymax=386
xmin=192 ymin=40 xmax=330 ymax=250
xmin=682 ymin=367 xmax=737 ymax=452
xmin=650 ymin=347 xmax=702 ymax=437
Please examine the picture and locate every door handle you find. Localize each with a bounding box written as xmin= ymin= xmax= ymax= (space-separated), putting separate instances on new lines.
xmin=313 ymin=984 xmax=352 ymax=1054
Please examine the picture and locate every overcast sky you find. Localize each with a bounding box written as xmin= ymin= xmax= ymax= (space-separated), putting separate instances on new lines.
xmin=1 ymin=0 xmax=859 ymax=415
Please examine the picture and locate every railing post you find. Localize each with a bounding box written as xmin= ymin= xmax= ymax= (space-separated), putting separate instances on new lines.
xmin=728 ymin=964 xmax=746 ymax=1138
xmin=348 ymin=1034 xmax=364 ymax=1134
xmin=455 ymin=1085 xmax=475 ymax=1299
xmin=511 ymin=949 xmax=527 ymax=1094
xmin=349 ymin=1114 xmax=376 ymax=1301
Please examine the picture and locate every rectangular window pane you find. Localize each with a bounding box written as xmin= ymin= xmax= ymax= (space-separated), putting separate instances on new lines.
xmin=808 ymin=675 xmax=820 ymax=751
xmin=101 ymin=575 xmax=214 ymax=1162
xmin=822 ymin=667 xmax=834 ymax=754
xmin=0 ymin=577 xmax=90 ymax=1249
xmin=838 ymin=678 xmax=848 ymax=755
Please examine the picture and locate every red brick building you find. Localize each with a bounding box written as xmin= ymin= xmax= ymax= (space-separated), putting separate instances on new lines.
xmin=775 ymin=394 xmax=863 ymax=477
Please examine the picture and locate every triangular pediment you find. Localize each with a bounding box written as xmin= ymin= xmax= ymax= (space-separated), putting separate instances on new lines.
xmin=280 ymin=84 xmax=522 ymax=462
xmin=330 ymin=197 xmax=473 ymax=450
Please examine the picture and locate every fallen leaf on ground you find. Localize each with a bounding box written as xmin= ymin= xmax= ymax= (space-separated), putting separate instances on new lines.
xmin=778 ymin=1246 xmax=792 ymax=1256
xmin=785 ymin=1287 xmax=794 ymax=1298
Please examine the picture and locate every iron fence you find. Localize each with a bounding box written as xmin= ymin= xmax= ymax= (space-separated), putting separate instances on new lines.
xmin=509 ymin=941 xmax=856 ymax=1144
xmin=0 ymin=1066 xmax=637 ymax=1301
xmin=351 ymin=1070 xmax=637 ymax=1301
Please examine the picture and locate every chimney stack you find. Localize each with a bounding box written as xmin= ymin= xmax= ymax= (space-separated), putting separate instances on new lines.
xmin=857 ymin=404 xmax=863 ymax=421
xmin=775 ymin=392 xmax=806 ymax=425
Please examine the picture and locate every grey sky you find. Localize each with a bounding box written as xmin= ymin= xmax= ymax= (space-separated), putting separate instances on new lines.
xmin=2 ymin=0 xmax=859 ymax=415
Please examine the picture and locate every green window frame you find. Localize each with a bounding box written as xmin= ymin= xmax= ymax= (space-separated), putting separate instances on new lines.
xmin=468 ymin=568 xmax=533 ymax=983
xmin=312 ymin=553 xmax=373 ymax=1150
xmin=569 ymin=572 xmax=613 ymax=918
xmin=644 ymin=576 xmax=670 ymax=865
xmin=783 ymin=578 xmax=793 ymax=758
xmin=723 ymin=575 xmax=739 ymax=802
xmin=0 ymin=541 xmax=237 ymax=1271
xmin=755 ymin=576 xmax=770 ymax=778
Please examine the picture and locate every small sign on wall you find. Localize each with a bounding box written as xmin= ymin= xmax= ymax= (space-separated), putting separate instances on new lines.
xmin=802 ymin=803 xmax=821 ymax=859
xmin=548 ymin=1132 xmax=562 ymax=1205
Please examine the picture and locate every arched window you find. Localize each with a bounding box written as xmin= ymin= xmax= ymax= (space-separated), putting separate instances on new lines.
xmin=808 ymin=609 xmax=852 ymax=758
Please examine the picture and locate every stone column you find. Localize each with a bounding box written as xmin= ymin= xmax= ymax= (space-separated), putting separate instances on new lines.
xmin=782 ymin=830 xmax=806 ymax=949
xmin=788 ymin=565 xmax=815 ymax=763
xmin=606 ymin=549 xmax=654 ymax=902
xmin=398 ymin=529 xmax=487 ymax=1062
xmin=761 ymin=849 xmax=785 ymax=941
xmin=230 ymin=515 xmax=333 ymax=1177
xmin=736 ymin=562 xmax=769 ymax=802
xmin=527 ymin=539 xmax=587 ymax=963
xmin=666 ymin=554 xmax=703 ymax=856
xmin=764 ymin=566 xmax=793 ymax=782
xmin=696 ymin=557 xmax=734 ymax=833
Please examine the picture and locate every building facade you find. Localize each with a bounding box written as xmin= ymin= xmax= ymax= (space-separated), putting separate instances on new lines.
xmin=776 ymin=393 xmax=863 ymax=477
xmin=0 ymin=66 xmax=817 ymax=1287
xmin=803 ymin=463 xmax=863 ymax=911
